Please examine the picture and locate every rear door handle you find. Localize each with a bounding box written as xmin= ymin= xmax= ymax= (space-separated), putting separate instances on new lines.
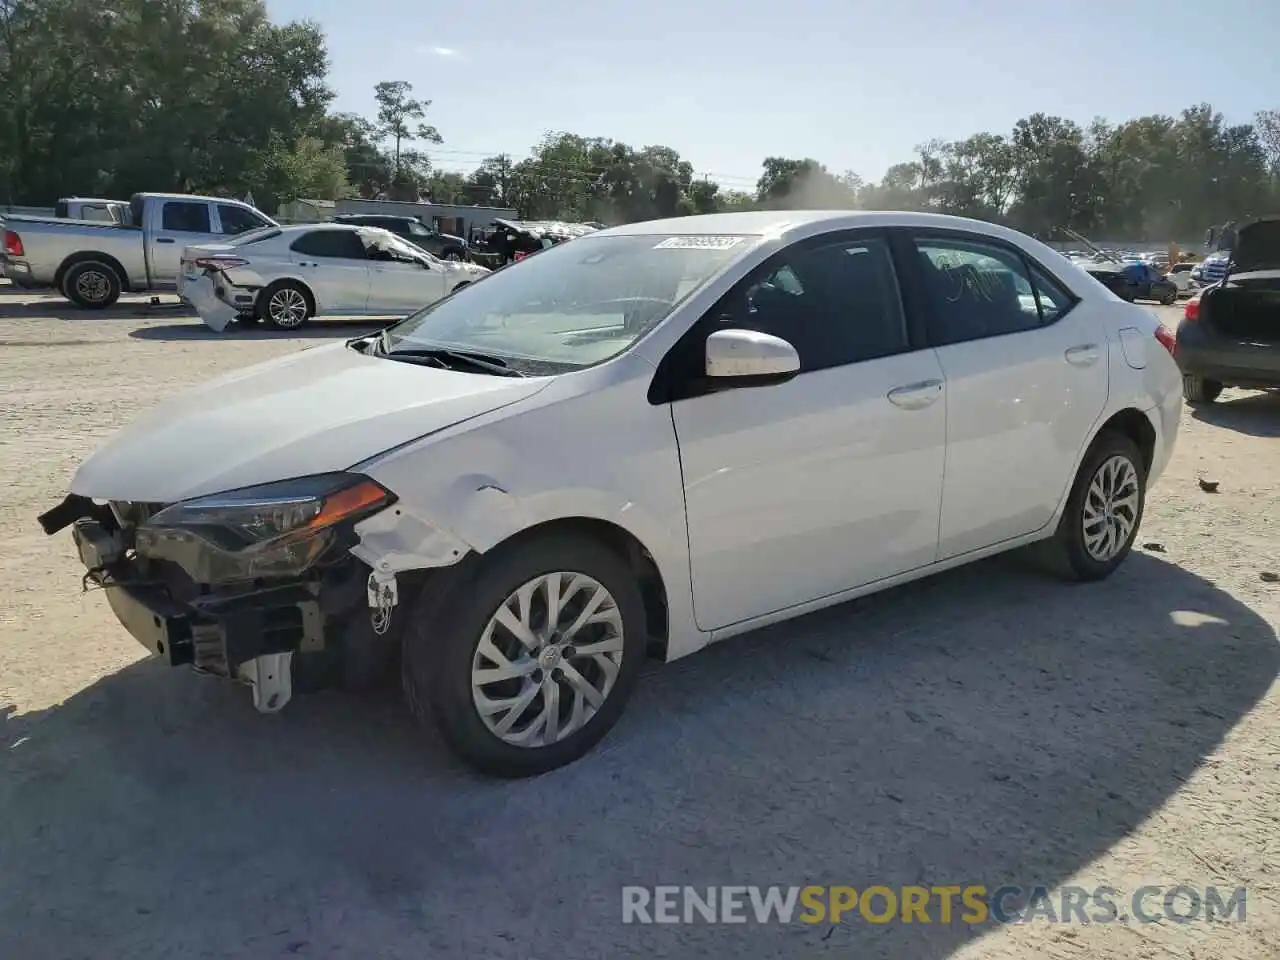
xmin=1064 ymin=343 xmax=1100 ymax=366
xmin=887 ymin=379 xmax=944 ymax=409
xmin=155 ymin=237 xmax=176 ymax=244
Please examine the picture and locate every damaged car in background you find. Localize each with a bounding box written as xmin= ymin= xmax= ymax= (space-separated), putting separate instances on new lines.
xmin=476 ymin=217 xmax=599 ymax=267
xmin=1175 ymin=216 xmax=1280 ymax=403
xmin=40 ymin=211 xmax=1180 ymax=778
xmin=179 ymin=223 xmax=489 ymax=331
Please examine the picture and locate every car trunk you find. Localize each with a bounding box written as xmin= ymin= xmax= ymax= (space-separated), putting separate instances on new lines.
xmin=1202 ymin=271 xmax=1280 ymax=341
xmin=1200 ymin=217 xmax=1280 ymax=340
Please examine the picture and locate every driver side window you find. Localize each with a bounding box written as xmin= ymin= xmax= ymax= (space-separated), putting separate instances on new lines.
xmin=734 ymin=235 xmax=909 ymax=372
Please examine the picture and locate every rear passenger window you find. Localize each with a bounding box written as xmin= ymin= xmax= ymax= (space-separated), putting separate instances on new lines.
xmin=289 ymin=230 xmax=369 ymax=260
xmin=737 ymin=236 xmax=908 ymax=372
xmin=1026 ymin=262 xmax=1076 ymax=324
xmin=912 ymin=236 xmax=1043 ymax=345
xmin=161 ymin=202 xmax=211 ymax=233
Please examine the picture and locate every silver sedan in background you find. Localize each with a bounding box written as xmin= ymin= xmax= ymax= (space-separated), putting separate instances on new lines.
xmin=180 ymin=223 xmax=490 ymax=331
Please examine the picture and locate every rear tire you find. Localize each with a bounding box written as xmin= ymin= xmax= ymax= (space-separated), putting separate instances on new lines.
xmin=1182 ymin=375 xmax=1223 ymax=405
xmin=257 ymin=280 xmax=313 ymax=329
xmin=402 ymin=534 xmax=648 ymax=777
xmin=1039 ymin=431 xmax=1146 ymax=582
xmin=62 ymin=261 xmax=122 ymax=309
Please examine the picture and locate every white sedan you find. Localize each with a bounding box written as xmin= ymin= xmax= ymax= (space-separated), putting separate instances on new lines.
xmin=41 ymin=210 xmax=1182 ymax=777
xmin=180 ymin=223 xmax=490 ymax=331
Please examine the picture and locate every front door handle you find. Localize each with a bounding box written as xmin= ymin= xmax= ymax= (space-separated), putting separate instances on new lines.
xmin=155 ymin=237 xmax=176 ymax=244
xmin=887 ymin=379 xmax=944 ymax=409
xmin=1065 ymin=343 xmax=1100 ymax=366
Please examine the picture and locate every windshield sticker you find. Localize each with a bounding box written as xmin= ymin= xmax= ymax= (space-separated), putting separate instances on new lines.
xmin=653 ymin=236 xmax=745 ymax=250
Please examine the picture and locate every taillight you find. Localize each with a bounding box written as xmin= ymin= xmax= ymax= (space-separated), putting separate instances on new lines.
xmin=2 ymin=229 xmax=23 ymax=257
xmin=1184 ymin=296 xmax=1200 ymax=322
xmin=192 ymin=256 xmax=248 ymax=271
xmin=1154 ymin=325 xmax=1176 ymax=357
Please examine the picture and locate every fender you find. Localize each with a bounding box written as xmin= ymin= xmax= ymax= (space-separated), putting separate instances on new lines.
xmin=352 ymin=366 xmax=708 ymax=661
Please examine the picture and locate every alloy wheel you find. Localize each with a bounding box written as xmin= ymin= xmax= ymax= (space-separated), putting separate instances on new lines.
xmin=1082 ymin=454 xmax=1140 ymax=562
xmin=268 ymin=288 xmax=308 ymax=327
xmin=470 ymin=571 xmax=625 ymax=748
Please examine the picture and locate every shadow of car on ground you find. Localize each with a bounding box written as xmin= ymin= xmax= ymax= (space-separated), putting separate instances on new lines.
xmin=0 ymin=290 xmax=193 ymax=321
xmin=1190 ymin=390 xmax=1280 ymax=439
xmin=1 ymin=552 xmax=1275 ymax=957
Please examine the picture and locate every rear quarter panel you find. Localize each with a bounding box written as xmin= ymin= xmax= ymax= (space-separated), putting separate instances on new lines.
xmin=1105 ymin=303 xmax=1181 ymax=486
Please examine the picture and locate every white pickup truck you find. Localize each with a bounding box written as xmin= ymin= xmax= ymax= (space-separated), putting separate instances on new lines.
xmin=0 ymin=192 xmax=275 ymax=307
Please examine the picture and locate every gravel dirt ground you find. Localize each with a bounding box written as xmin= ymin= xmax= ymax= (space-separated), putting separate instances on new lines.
xmin=1 ymin=287 xmax=1277 ymax=959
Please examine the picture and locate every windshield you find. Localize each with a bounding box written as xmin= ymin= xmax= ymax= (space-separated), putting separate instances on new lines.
xmin=383 ymin=233 xmax=754 ymax=370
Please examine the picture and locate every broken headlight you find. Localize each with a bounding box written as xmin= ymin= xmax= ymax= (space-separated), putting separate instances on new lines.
xmin=135 ymin=473 xmax=395 ymax=584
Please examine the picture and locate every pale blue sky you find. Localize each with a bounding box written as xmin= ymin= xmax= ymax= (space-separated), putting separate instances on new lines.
xmin=268 ymin=0 xmax=1279 ymax=192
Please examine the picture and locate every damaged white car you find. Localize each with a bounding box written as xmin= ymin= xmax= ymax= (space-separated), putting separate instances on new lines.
xmin=180 ymin=223 xmax=489 ymax=331
xmin=40 ymin=211 xmax=1180 ymax=777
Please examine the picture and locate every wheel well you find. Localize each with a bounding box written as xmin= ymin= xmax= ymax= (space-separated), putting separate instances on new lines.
xmin=451 ymin=281 xmax=470 ymax=292
xmin=1097 ymin=408 xmax=1156 ymax=473
xmin=55 ymin=252 xmax=129 ymax=291
xmin=497 ymin=517 xmax=670 ymax=659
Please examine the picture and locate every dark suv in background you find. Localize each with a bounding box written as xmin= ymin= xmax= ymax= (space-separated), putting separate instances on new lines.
xmin=330 ymin=214 xmax=468 ymax=260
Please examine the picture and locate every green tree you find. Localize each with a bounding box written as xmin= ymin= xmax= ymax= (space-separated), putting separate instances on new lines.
xmin=755 ymin=157 xmax=857 ymax=208
xmin=372 ymin=80 xmax=442 ymax=183
xmin=0 ymin=0 xmax=333 ymax=206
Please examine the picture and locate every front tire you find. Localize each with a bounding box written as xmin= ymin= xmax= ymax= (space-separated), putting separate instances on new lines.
xmin=257 ymin=280 xmax=313 ymax=329
xmin=1042 ymin=431 xmax=1146 ymax=581
xmin=402 ymin=534 xmax=647 ymax=777
xmin=62 ymin=261 xmax=122 ymax=309
xmin=1182 ymin=375 xmax=1223 ymax=405
xmin=1160 ymin=287 xmax=1176 ymax=305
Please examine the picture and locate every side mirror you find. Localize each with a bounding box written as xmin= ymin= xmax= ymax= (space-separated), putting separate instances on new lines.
xmin=705 ymin=329 xmax=800 ymax=385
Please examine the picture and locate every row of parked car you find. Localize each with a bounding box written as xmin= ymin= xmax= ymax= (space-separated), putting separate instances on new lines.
xmin=0 ymin=192 xmax=601 ymax=329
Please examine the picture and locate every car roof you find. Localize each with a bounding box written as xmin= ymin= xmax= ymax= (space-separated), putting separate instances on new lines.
xmin=595 ymin=209 xmax=1054 ymax=248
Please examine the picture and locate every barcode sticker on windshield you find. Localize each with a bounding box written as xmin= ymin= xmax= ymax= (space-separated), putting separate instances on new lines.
xmin=653 ymin=236 xmax=745 ymax=250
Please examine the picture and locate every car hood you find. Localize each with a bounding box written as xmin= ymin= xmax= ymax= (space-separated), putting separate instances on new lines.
xmin=1231 ymin=218 xmax=1280 ymax=273
xmin=70 ymin=341 xmax=551 ymax=503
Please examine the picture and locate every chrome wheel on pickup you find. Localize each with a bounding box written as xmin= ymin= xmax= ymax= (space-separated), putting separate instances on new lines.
xmin=62 ymin=260 xmax=122 ymax=309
